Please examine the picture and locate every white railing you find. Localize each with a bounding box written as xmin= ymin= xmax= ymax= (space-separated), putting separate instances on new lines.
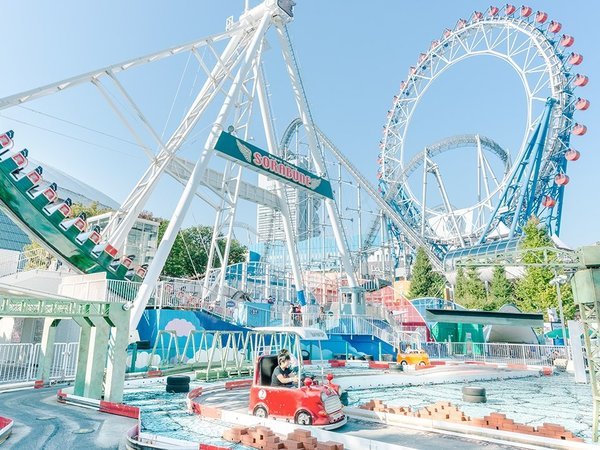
xmin=106 ymin=279 xmax=142 ymax=303
xmin=0 ymin=342 xmax=78 ymax=384
xmin=422 ymin=342 xmax=568 ymax=367
xmin=0 ymin=247 xmax=68 ymax=278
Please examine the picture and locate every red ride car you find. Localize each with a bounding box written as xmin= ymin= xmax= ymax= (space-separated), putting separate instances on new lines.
xmin=248 ymin=354 xmax=347 ymax=429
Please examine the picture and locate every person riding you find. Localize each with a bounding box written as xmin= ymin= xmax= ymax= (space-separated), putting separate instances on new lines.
xmin=271 ymin=351 xmax=298 ymax=388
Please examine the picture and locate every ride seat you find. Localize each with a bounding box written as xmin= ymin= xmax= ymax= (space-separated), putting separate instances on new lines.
xmin=260 ymin=355 xmax=278 ymax=386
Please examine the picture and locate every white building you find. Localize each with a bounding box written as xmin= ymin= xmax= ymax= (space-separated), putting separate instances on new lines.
xmin=256 ymin=172 xmax=321 ymax=243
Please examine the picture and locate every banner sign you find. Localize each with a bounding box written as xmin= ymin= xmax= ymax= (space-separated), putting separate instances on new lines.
xmin=214 ymin=131 xmax=334 ymax=200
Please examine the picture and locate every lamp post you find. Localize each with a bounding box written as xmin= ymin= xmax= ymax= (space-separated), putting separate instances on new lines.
xmin=549 ymin=272 xmax=569 ymax=359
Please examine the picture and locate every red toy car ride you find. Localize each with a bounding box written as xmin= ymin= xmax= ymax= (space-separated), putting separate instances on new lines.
xmin=249 ymin=354 xmax=347 ymax=429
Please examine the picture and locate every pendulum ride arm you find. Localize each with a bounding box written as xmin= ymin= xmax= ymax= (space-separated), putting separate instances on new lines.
xmin=129 ymin=9 xmax=273 ymax=332
xmin=105 ymin=30 xmax=250 ymax=251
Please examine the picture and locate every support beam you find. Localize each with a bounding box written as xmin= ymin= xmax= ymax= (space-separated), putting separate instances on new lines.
xmin=104 ymin=310 xmax=130 ymax=402
xmin=84 ymin=318 xmax=110 ymax=399
xmin=37 ymin=318 xmax=60 ymax=384
xmin=73 ymin=317 xmax=92 ymax=396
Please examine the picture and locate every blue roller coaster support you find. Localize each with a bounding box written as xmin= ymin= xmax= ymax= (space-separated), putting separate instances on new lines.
xmin=509 ymin=98 xmax=556 ymax=238
xmin=478 ymin=98 xmax=557 ymax=244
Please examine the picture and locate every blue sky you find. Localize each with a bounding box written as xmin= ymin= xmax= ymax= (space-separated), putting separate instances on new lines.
xmin=0 ymin=1 xmax=598 ymax=249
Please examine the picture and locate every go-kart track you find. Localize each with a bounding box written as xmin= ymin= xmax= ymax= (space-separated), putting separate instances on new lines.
xmin=41 ymin=363 xmax=589 ymax=450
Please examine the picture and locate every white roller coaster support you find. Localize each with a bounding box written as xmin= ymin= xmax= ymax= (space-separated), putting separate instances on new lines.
xmin=429 ymin=161 xmax=465 ymax=247
xmin=255 ymin=62 xmax=306 ymax=300
xmin=315 ymin=127 xmax=444 ymax=271
xmin=129 ymin=10 xmax=272 ymax=332
xmin=275 ymin=24 xmax=360 ymax=297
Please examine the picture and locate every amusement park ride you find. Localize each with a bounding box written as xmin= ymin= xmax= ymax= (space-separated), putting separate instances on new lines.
xmin=0 ymin=0 xmax=598 ymax=440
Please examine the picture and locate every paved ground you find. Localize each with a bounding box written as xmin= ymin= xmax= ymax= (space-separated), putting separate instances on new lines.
xmin=0 ymin=385 xmax=136 ymax=449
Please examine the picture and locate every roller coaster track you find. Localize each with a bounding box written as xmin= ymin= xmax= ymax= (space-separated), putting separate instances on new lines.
xmin=314 ymin=125 xmax=443 ymax=271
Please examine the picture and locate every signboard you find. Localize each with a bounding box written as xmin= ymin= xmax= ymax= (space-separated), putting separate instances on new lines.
xmin=214 ymin=132 xmax=334 ymax=200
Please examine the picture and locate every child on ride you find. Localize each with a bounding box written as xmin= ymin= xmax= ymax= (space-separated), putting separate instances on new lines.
xmin=271 ymin=351 xmax=299 ymax=388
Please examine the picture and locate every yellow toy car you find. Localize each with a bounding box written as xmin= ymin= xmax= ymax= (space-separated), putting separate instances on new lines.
xmin=396 ymin=349 xmax=430 ymax=366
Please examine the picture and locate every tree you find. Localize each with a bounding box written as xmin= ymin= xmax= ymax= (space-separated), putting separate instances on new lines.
xmin=71 ymin=201 xmax=111 ymax=218
xmin=158 ymin=221 xmax=247 ymax=278
xmin=454 ymin=266 xmax=492 ymax=310
xmin=489 ymin=266 xmax=514 ymax=306
xmin=514 ymin=217 xmax=576 ymax=320
xmin=408 ymin=247 xmax=446 ymax=299
xmin=454 ymin=267 xmax=466 ymax=302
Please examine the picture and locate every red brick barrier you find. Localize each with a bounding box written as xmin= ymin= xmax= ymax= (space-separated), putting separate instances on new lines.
xmin=358 ymin=399 xmax=584 ymax=442
xmin=223 ymin=425 xmax=344 ymax=450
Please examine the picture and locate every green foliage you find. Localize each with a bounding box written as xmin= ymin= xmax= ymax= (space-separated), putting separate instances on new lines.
xmin=71 ymin=201 xmax=111 ymax=218
xmin=454 ymin=267 xmax=466 ymax=301
xmin=408 ymin=247 xmax=446 ymax=299
xmin=158 ymin=221 xmax=247 ymax=278
xmin=514 ymin=217 xmax=576 ymax=320
xmin=489 ymin=266 xmax=514 ymax=305
xmin=454 ymin=266 xmax=496 ymax=311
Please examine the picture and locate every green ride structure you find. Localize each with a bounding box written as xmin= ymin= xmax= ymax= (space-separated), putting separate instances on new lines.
xmin=0 ymin=130 xmax=146 ymax=282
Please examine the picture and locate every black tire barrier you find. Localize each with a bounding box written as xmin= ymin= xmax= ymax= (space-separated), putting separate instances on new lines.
xmin=136 ymin=340 xmax=151 ymax=350
xmin=166 ymin=383 xmax=190 ymax=393
xmin=166 ymin=375 xmax=191 ymax=385
xmin=462 ymin=386 xmax=486 ymax=396
xmin=462 ymin=393 xmax=487 ymax=403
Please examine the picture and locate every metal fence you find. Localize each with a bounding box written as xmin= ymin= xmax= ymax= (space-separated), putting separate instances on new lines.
xmin=423 ymin=342 xmax=567 ymax=366
xmin=0 ymin=342 xmax=78 ymax=384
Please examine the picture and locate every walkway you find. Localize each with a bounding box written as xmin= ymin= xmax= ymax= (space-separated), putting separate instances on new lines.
xmin=0 ymin=385 xmax=135 ymax=449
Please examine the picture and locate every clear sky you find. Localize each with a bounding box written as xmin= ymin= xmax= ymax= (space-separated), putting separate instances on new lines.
xmin=1 ymin=1 xmax=598 ymax=249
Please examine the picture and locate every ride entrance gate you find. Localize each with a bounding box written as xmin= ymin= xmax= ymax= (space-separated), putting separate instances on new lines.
xmin=0 ymin=284 xmax=129 ymax=402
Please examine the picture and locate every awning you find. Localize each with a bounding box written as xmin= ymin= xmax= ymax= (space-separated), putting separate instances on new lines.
xmin=425 ymin=308 xmax=544 ymax=327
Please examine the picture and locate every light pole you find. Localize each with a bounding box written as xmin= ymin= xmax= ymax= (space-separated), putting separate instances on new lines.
xmin=549 ymin=272 xmax=569 ymax=359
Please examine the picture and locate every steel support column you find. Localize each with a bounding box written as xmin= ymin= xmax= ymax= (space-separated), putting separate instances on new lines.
xmin=37 ymin=318 xmax=60 ymax=384
xmin=103 ymin=308 xmax=130 ymax=403
xmin=73 ymin=317 xmax=92 ymax=396
xmin=84 ymin=318 xmax=110 ymax=399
